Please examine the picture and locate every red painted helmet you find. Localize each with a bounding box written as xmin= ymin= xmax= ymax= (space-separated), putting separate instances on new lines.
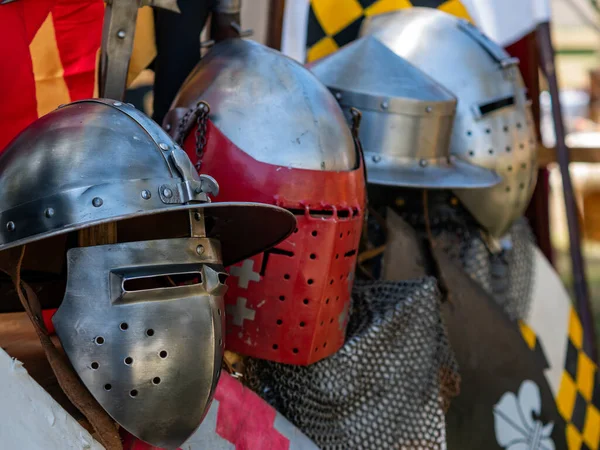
xmin=164 ymin=39 xmax=366 ymax=365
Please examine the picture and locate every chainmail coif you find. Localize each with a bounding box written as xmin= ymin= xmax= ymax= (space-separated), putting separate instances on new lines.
xmin=389 ymin=189 xmax=536 ymax=321
xmin=245 ymin=278 xmax=460 ymax=450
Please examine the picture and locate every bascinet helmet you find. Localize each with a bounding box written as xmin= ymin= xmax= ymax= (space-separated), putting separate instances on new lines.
xmin=0 ymin=99 xmax=295 ymax=448
xmin=311 ymin=35 xmax=501 ymax=190
xmin=164 ymin=39 xmax=366 ymax=366
xmin=361 ymin=9 xmax=538 ymax=237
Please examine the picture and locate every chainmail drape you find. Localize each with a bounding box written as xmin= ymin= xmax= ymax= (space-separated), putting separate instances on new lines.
xmin=393 ymin=190 xmax=536 ymax=321
xmin=245 ymin=279 xmax=460 ymax=450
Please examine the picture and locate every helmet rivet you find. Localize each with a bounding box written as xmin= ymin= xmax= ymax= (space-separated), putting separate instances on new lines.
xmin=380 ymin=101 xmax=389 ymax=110
xmin=419 ymin=159 xmax=428 ymax=168
xmin=372 ymin=155 xmax=381 ymax=163
xmin=159 ymin=143 xmax=169 ymax=151
xmin=141 ymin=190 xmax=151 ymax=200
xmin=44 ymin=208 xmax=55 ymax=218
xmin=113 ymin=101 xmax=122 ymax=107
xmin=196 ymin=245 xmax=205 ymax=255
xmin=92 ymin=197 xmax=103 ymax=207
xmin=162 ymin=188 xmax=173 ymax=198
xmin=6 ymin=221 xmax=15 ymax=232
xmin=335 ymin=92 xmax=342 ymax=100
xmin=165 ymin=123 xmax=172 ymax=131
xmin=117 ymin=30 xmax=126 ymax=39
xmin=425 ymin=106 xmax=432 ymax=113
xmin=127 ymin=103 xmax=135 ymax=108
xmin=194 ymin=212 xmax=202 ymax=221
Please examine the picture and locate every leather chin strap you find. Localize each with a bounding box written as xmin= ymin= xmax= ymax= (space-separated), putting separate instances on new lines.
xmin=3 ymin=246 xmax=122 ymax=450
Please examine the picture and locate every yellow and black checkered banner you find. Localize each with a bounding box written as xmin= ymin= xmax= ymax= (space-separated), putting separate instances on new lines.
xmin=306 ymin=0 xmax=472 ymax=62
xmin=520 ymin=309 xmax=600 ymax=450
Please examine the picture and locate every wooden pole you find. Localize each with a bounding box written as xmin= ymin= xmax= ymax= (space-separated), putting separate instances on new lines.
xmin=537 ymin=22 xmax=598 ymax=361
xmin=266 ymin=0 xmax=285 ymax=50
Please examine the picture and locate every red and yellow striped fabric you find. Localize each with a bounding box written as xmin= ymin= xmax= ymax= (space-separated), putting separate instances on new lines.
xmin=0 ymin=0 xmax=155 ymax=152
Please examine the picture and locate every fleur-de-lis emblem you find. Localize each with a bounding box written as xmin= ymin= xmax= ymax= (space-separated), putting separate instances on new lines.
xmin=494 ymin=380 xmax=555 ymax=450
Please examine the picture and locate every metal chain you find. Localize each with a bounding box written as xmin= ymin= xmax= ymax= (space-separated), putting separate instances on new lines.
xmin=176 ymin=101 xmax=210 ymax=171
xmin=194 ymin=102 xmax=210 ymax=170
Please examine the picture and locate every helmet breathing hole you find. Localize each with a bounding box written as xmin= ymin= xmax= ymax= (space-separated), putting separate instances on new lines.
xmin=91 ymin=362 xmax=99 ymax=370
xmin=520 ymin=143 xmax=525 ymax=149
xmin=329 ymin=279 xmax=334 ymax=285
xmin=325 ymin=298 xmax=330 ymax=304
xmin=272 ymin=344 xmax=279 ymax=350
xmin=95 ymin=336 xmax=105 ymax=345
xmin=129 ymin=389 xmax=138 ymax=398
xmin=303 ymin=299 xmax=309 ymax=305
xmin=315 ymin=347 xmax=319 ymax=352
xmin=146 ymin=329 xmax=155 ymax=337
xmin=320 ymin=321 xmax=324 ymax=326
xmin=520 ymin=183 xmax=525 ymax=190
xmin=284 ymin=274 xmax=290 ymax=280
xmin=336 ymin=296 xmax=340 ymax=301
xmin=124 ymin=357 xmax=133 ymax=365
xmin=330 ymin=318 xmax=333 ymax=324
xmin=335 ymin=254 xmax=339 ymax=259
xmin=277 ymin=319 xmax=283 ymax=325
xmin=466 ymin=130 xmax=472 ymax=136
xmin=323 ymin=342 xmax=327 ymax=348
xmin=311 ymin=230 xmax=317 ymax=237
xmin=508 ymin=166 xmax=513 ymax=172
xmin=310 ymin=253 xmax=316 ymax=259
xmin=104 ymin=384 xmax=112 ymax=391
xmin=485 ymin=128 xmax=491 ymax=134
xmin=308 ymin=279 xmax=314 ymax=285
xmin=300 ymin=321 xmax=305 ymax=327
xmin=294 ymin=228 xmax=299 ymax=233
xmin=339 ymin=233 xmax=343 ymax=238
xmin=217 ymin=309 xmax=221 ymax=316
xmin=506 ymin=147 xmax=511 ymax=152
xmin=120 ymin=322 xmax=128 ymax=331
xmin=293 ymin=348 xmax=299 ymax=354
xmin=503 ymin=126 xmax=509 ymax=132
xmin=153 ymin=377 xmax=161 ymax=385
xmin=279 ymin=295 xmax=285 ymax=301
xmin=506 ymin=187 xmax=511 ymax=192
xmin=517 ymin=122 xmax=522 ymax=128
xmin=469 ymin=151 xmax=474 ymax=157
xmin=488 ymin=149 xmax=494 ymax=155
xmin=521 ymin=163 xmax=527 ymax=169
xmin=159 ymin=350 xmax=168 ymax=359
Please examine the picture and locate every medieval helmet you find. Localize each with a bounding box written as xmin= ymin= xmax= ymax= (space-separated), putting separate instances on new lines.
xmin=164 ymin=39 xmax=366 ymax=366
xmin=361 ymin=8 xmax=538 ymax=238
xmin=311 ymin=35 xmax=501 ymax=190
xmin=0 ymin=99 xmax=295 ymax=448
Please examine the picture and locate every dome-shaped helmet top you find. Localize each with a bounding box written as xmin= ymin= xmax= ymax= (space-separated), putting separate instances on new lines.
xmin=169 ymin=38 xmax=357 ymax=171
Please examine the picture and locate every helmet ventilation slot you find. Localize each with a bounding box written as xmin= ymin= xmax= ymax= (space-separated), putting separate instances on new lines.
xmin=287 ymin=207 xmax=359 ymax=220
xmin=123 ymin=272 xmax=203 ymax=292
xmin=477 ymin=96 xmax=515 ymax=117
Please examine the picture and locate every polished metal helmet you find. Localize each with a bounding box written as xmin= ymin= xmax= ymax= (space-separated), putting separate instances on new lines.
xmin=361 ymin=9 xmax=538 ymax=237
xmin=311 ymin=35 xmax=500 ymax=190
xmin=0 ymin=99 xmax=295 ymax=448
xmin=164 ymin=39 xmax=366 ymax=366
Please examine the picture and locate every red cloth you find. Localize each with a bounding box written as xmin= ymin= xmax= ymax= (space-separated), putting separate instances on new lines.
xmin=122 ymin=373 xmax=303 ymax=450
xmin=0 ymin=0 xmax=103 ymax=152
